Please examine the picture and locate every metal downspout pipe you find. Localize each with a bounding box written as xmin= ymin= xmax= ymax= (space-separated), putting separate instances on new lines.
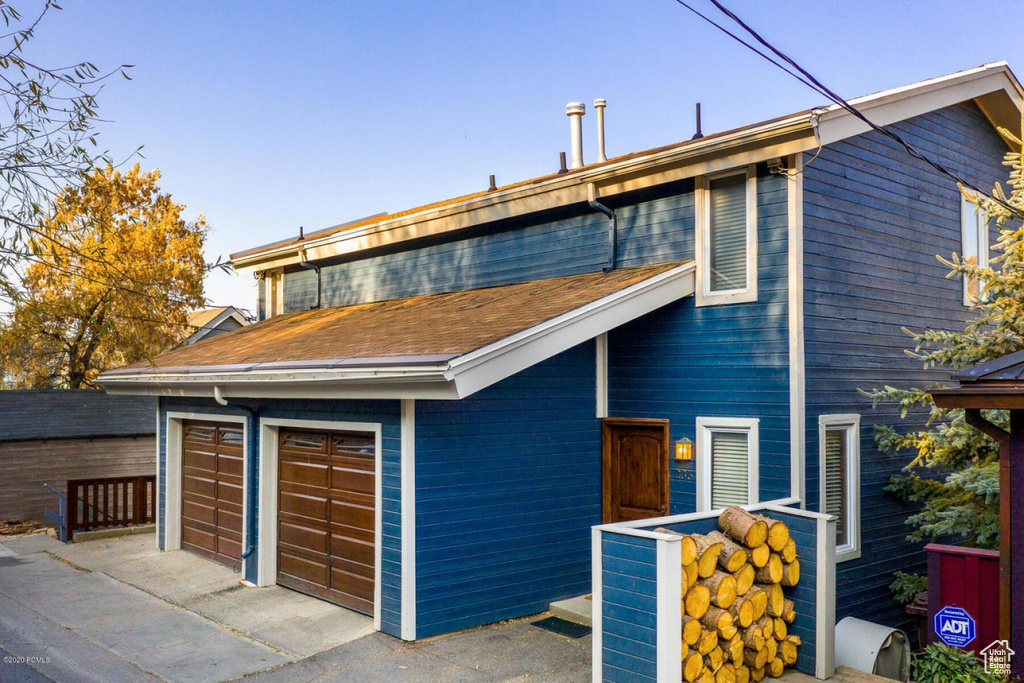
xmin=588 ymin=183 xmax=617 ymax=273
xmin=214 ymin=386 xmax=259 ymax=571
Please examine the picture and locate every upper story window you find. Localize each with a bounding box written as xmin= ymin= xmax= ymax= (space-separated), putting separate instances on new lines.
xmin=819 ymin=414 xmax=861 ymax=561
xmin=696 ymin=164 xmax=758 ymax=306
xmin=696 ymin=416 xmax=759 ymax=511
xmin=961 ymin=192 xmax=989 ymax=305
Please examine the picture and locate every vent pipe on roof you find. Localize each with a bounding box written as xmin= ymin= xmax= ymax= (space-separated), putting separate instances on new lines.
xmin=566 ymin=102 xmax=585 ymax=169
xmin=692 ymin=102 xmax=704 ymax=140
xmin=594 ymin=99 xmax=607 ymax=162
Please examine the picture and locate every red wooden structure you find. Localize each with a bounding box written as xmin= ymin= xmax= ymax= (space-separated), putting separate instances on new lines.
xmin=66 ymin=475 xmax=156 ymax=542
xmin=925 ymin=543 xmax=1000 ymax=650
xmin=932 ymin=348 xmax=1024 ymax=676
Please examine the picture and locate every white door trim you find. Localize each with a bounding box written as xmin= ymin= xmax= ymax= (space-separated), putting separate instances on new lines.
xmin=163 ymin=411 xmax=248 ymax=554
xmin=400 ymin=399 xmax=416 ymax=640
xmin=257 ymin=416 xmax=384 ymax=632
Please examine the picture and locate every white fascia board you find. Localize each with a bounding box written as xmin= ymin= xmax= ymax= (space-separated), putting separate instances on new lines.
xmin=816 ymin=65 xmax=1023 ymax=145
xmin=446 ymin=263 xmax=696 ymax=398
xmin=100 ymin=374 xmax=461 ymax=400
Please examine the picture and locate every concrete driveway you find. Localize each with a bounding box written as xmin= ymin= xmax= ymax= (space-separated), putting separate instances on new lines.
xmin=0 ymin=533 xmax=371 ymax=682
xmin=0 ymin=532 xmax=593 ymax=683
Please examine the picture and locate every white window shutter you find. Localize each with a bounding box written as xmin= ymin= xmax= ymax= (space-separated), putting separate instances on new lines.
xmin=824 ymin=429 xmax=847 ymax=547
xmin=709 ymin=174 xmax=748 ymax=292
xmin=711 ymin=431 xmax=749 ymax=509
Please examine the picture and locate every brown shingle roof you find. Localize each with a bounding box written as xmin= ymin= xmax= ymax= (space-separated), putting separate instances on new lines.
xmin=114 ymin=264 xmax=688 ymax=376
xmin=187 ymin=307 xmax=230 ymax=330
xmin=116 ymin=262 xmax=687 ymax=373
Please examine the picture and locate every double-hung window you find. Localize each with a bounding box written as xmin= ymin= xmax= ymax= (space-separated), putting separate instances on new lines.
xmin=696 ymin=164 xmax=758 ymax=306
xmin=696 ymin=417 xmax=759 ymax=511
xmin=819 ymin=414 xmax=861 ymax=561
xmin=961 ymin=192 xmax=989 ymax=305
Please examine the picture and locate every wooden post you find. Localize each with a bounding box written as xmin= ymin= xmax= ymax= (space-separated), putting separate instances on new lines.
xmin=1010 ymin=410 xmax=1024 ymax=676
xmin=66 ymin=482 xmax=77 ymax=543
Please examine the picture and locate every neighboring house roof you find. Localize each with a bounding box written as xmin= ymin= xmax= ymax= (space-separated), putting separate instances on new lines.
xmin=229 ymin=62 xmax=1023 ymax=274
xmin=185 ymin=306 xmax=249 ymax=345
xmin=99 ymin=261 xmax=696 ymax=400
xmin=0 ymin=390 xmax=156 ymax=443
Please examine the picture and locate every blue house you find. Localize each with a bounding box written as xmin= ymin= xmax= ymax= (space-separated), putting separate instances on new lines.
xmin=99 ymin=63 xmax=1022 ymax=643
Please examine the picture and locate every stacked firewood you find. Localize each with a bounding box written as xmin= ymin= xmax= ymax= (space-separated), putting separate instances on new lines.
xmin=658 ymin=507 xmax=801 ymax=682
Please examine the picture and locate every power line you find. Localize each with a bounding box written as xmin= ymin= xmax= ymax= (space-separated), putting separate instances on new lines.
xmin=673 ymin=0 xmax=1024 ymax=220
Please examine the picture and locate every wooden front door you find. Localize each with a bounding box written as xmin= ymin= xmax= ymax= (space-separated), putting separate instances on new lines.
xmin=602 ymin=418 xmax=670 ymax=523
xmin=277 ymin=428 xmax=376 ymax=614
xmin=180 ymin=420 xmax=245 ymax=567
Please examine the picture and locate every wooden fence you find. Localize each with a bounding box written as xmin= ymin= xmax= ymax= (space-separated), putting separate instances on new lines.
xmin=66 ymin=475 xmax=156 ymax=541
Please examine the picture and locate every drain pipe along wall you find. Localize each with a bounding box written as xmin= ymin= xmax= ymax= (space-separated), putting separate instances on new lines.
xmin=214 ymin=386 xmax=260 ymax=584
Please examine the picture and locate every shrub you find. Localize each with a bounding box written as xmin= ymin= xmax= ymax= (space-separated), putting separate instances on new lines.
xmin=911 ymin=643 xmax=1010 ymax=683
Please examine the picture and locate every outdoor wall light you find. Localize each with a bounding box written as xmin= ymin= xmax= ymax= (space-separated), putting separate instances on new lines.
xmin=675 ymin=436 xmax=693 ymax=461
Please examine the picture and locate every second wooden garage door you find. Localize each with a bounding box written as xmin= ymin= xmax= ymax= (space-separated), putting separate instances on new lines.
xmin=277 ymin=428 xmax=376 ymax=614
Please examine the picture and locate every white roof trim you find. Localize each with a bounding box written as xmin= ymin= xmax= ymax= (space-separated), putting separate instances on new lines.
xmin=231 ymin=63 xmax=1022 ymax=273
xmin=100 ymin=262 xmax=697 ymax=401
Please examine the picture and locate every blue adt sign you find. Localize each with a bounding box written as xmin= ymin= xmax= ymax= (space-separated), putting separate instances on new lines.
xmin=935 ymin=606 xmax=977 ymax=648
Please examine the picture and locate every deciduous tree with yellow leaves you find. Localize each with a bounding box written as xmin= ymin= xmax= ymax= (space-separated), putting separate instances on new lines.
xmin=0 ymin=164 xmax=207 ymax=388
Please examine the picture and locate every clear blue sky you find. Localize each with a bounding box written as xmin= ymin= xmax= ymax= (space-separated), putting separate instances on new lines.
xmin=28 ymin=1 xmax=1024 ymax=313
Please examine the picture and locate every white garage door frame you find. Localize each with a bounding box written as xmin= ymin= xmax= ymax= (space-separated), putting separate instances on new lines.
xmin=163 ymin=411 xmax=249 ymax=557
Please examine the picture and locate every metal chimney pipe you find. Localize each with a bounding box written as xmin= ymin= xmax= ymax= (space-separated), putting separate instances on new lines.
xmin=566 ymin=102 xmax=585 ymax=169
xmin=594 ymin=99 xmax=607 ymax=162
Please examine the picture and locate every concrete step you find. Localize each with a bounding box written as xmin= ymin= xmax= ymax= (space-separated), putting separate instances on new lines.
xmin=549 ymin=595 xmax=592 ymax=626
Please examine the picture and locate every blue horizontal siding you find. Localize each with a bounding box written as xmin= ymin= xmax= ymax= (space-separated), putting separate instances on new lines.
xmin=601 ymin=532 xmax=659 ymax=683
xmin=803 ymin=101 xmax=1008 ymax=635
xmin=282 ymin=182 xmax=697 ymax=312
xmin=414 ymin=342 xmax=600 ymax=638
xmin=609 ymin=167 xmax=791 ymax=513
xmin=158 ymin=396 xmax=404 ymax=638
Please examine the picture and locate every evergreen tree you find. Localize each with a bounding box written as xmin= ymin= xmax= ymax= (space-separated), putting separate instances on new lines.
xmin=864 ymin=118 xmax=1024 ymax=549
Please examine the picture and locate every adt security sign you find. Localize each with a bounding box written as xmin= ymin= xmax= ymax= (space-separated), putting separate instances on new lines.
xmin=935 ymin=606 xmax=977 ymax=648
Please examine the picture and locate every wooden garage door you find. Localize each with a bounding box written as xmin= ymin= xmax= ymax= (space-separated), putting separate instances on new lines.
xmin=181 ymin=420 xmax=244 ymax=567
xmin=277 ymin=428 xmax=376 ymax=614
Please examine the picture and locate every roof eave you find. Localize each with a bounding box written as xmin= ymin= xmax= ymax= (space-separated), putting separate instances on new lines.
xmin=99 ymin=261 xmax=698 ymax=401
xmin=229 ymin=117 xmax=816 ymax=273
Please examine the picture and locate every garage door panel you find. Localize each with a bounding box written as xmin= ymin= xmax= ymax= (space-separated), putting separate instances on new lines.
xmin=182 ymin=474 xmax=216 ymax=499
xmin=218 ymin=480 xmax=244 ymax=506
xmin=330 ymin=467 xmax=374 ymax=495
xmin=330 ymin=499 xmax=374 ymax=525
xmin=217 ymin=453 xmax=244 ymax=477
xmin=280 ymin=460 xmax=329 ymax=487
xmin=279 ymin=550 xmax=329 ymax=586
xmin=277 ymin=427 xmax=376 ymax=615
xmin=278 ymin=520 xmax=328 ymax=553
xmin=280 ymin=490 xmax=329 ymax=520
xmin=183 ymin=449 xmax=217 ymax=471
xmin=329 ymin=535 xmax=374 ymax=569
xmin=330 ymin=566 xmax=374 ymax=598
xmin=182 ymin=500 xmax=217 ymax=525
xmin=182 ymin=524 xmax=217 ymax=552
xmin=181 ymin=421 xmax=245 ymax=569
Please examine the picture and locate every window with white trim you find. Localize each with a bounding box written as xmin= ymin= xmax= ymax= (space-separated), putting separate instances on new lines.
xmin=961 ymin=192 xmax=989 ymax=305
xmin=819 ymin=414 xmax=860 ymax=561
xmin=696 ymin=165 xmax=758 ymax=306
xmin=696 ymin=417 xmax=759 ymax=511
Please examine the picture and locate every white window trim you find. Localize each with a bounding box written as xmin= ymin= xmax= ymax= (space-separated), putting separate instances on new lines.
xmin=961 ymin=192 xmax=989 ymax=306
xmin=257 ymin=416 xmax=384 ymax=632
xmin=695 ymin=164 xmax=758 ymax=307
xmin=695 ymin=416 xmax=759 ymax=511
xmin=818 ymin=414 xmax=861 ymax=562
